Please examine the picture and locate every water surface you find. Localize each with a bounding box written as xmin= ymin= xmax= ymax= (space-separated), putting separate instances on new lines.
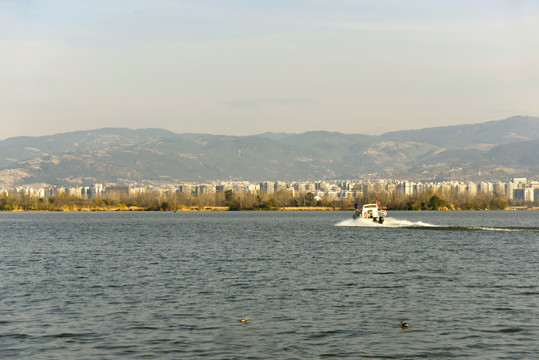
xmin=1 ymin=211 xmax=537 ymax=358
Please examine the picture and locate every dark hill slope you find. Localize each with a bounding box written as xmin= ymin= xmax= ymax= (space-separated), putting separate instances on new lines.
xmin=0 ymin=128 xmax=177 ymax=168
xmin=1 ymin=116 xmax=538 ymax=186
xmin=380 ymin=116 xmax=538 ymax=148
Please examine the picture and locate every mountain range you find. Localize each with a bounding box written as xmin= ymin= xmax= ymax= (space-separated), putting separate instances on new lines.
xmin=0 ymin=116 xmax=538 ymax=187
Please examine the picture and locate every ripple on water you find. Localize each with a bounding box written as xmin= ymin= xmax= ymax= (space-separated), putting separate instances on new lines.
xmin=0 ymin=211 xmax=537 ymax=359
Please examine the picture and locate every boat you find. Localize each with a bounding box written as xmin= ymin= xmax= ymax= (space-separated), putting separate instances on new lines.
xmin=353 ymin=202 xmax=387 ymax=224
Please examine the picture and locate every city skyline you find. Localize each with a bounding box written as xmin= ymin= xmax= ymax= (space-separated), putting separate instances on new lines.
xmin=2 ymin=0 xmax=539 ymax=140
xmin=3 ymin=177 xmax=538 ymax=206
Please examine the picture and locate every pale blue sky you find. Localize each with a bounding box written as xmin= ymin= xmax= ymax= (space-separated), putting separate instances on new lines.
xmin=1 ymin=0 xmax=538 ymax=139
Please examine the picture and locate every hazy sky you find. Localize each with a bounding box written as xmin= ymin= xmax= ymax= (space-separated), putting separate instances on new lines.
xmin=1 ymin=0 xmax=538 ymax=139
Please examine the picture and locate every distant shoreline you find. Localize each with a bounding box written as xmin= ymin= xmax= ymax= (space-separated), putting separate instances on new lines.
xmin=505 ymin=206 xmax=539 ymax=210
xmin=3 ymin=206 xmax=538 ymax=212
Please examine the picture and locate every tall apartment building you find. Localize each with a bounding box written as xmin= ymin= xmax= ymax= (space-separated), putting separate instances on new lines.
xmin=513 ymin=188 xmax=535 ymax=202
xmin=104 ymin=185 xmax=131 ymax=198
xmin=260 ymin=181 xmax=275 ymax=194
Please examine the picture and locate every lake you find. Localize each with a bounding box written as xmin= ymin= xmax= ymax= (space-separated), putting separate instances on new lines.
xmin=1 ymin=210 xmax=538 ymax=359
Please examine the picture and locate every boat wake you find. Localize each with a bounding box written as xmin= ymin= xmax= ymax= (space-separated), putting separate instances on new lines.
xmin=335 ymin=218 xmax=539 ymax=232
xmin=336 ymin=217 xmax=437 ymax=228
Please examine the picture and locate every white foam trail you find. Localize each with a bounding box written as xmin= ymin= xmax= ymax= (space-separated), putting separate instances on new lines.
xmin=335 ymin=217 xmax=438 ymax=228
xmin=467 ymin=226 xmax=515 ymax=232
xmin=336 ymin=217 xmax=537 ymax=231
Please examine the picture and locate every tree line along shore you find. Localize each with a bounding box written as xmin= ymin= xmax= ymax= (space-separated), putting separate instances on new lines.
xmin=1 ymin=188 xmax=535 ymax=212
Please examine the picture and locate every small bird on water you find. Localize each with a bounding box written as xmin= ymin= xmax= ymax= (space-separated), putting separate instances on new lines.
xmin=240 ymin=317 xmax=248 ymax=323
xmin=401 ymin=321 xmax=408 ymax=328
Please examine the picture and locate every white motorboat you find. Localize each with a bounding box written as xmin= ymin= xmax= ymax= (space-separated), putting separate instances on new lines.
xmin=353 ymin=202 xmax=387 ymax=224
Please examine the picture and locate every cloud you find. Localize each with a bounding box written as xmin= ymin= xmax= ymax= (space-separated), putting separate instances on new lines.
xmin=226 ymin=98 xmax=313 ymax=109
